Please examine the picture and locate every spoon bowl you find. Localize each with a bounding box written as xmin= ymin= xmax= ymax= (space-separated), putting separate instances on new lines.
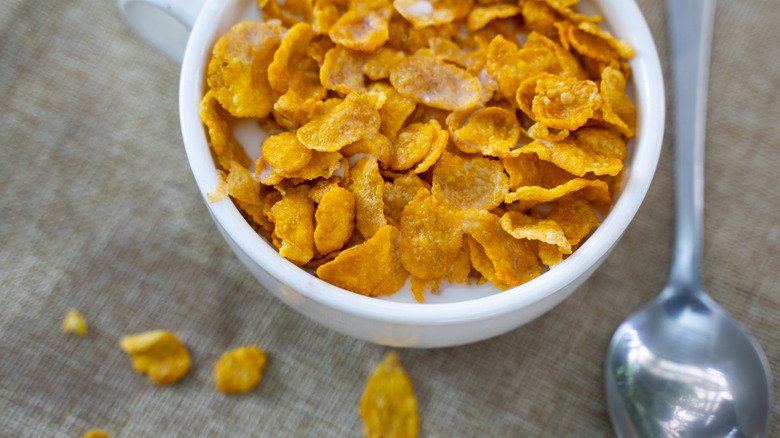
xmin=606 ymin=284 xmax=773 ymax=437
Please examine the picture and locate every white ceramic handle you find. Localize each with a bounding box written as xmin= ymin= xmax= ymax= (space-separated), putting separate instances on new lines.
xmin=118 ymin=0 xmax=207 ymax=63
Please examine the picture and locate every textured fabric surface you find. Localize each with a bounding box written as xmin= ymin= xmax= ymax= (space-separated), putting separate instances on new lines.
xmin=1 ymin=0 xmax=778 ymax=436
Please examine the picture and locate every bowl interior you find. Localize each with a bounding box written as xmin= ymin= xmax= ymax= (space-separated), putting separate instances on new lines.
xmin=179 ymin=0 xmax=665 ymax=324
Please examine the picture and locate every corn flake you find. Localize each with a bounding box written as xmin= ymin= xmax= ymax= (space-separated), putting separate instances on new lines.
xmin=262 ymin=132 xmax=314 ymax=173
xmin=348 ymin=157 xmax=387 ymax=239
xmin=500 ymin=211 xmax=571 ymax=253
xmin=268 ymin=22 xmax=317 ymax=95
xmin=513 ymin=139 xmax=623 ymax=177
xmin=465 ymin=235 xmax=510 ymax=290
xmin=200 ymin=91 xmax=251 ymax=170
xmin=317 ymin=225 xmax=400 ymax=295
xmin=505 ymin=177 xmax=611 ymax=212
xmin=82 ymin=430 xmax=110 ymax=438
xmin=360 ymin=352 xmax=419 ymax=438
xmin=467 ymin=4 xmax=522 ymax=32
xmin=394 ymin=0 xmax=473 ymax=29
xmin=458 ymin=209 xmax=541 ymax=286
xmin=531 ymin=74 xmax=600 ymax=130
xmin=314 ymin=186 xmax=356 ymax=254
xmin=390 ymin=55 xmax=482 ymax=111
xmin=599 ymin=66 xmax=636 ymax=138
xmin=432 ymin=150 xmax=509 ymax=211
xmin=383 ymin=173 xmax=430 ymax=224
xmin=61 ymin=308 xmax=87 ymax=336
xmin=207 ymin=21 xmax=284 ymax=118
xmin=369 ymin=82 xmax=417 ymax=140
xmin=399 ymin=188 xmax=463 ymax=280
xmin=329 ymin=8 xmax=391 ymax=53
xmin=214 ymin=345 xmax=267 ymax=394
xmin=363 ymin=47 xmax=406 ymax=80
xmin=447 ymin=106 xmax=521 ymax=157
xmin=538 ymin=197 xmax=599 ymax=265
xmin=270 ymin=184 xmax=315 ymax=264
xmin=297 ymin=92 xmax=382 ymax=151
xmin=340 ymin=133 xmax=394 ymax=168
xmin=119 ymin=330 xmax=191 ymax=385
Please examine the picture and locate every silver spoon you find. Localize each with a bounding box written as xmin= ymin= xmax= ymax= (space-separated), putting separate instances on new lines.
xmin=604 ymin=1 xmax=773 ymax=436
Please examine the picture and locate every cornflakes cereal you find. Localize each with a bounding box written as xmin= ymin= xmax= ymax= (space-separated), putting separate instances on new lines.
xmin=447 ymin=106 xmax=521 ymax=157
xmin=531 ymin=74 xmax=601 ymax=130
xmin=360 ymin=352 xmax=419 ymax=438
xmin=314 ymin=186 xmax=356 ymax=254
xmin=599 ymin=66 xmax=636 ymax=138
xmin=399 ymin=188 xmax=463 ymax=280
xmin=348 ymin=157 xmax=387 ymax=239
xmin=317 ymin=225 xmax=400 ymax=295
xmin=538 ymin=197 xmax=600 ymax=265
xmin=383 ymin=173 xmax=430 ymax=223
xmin=61 ymin=308 xmax=87 ymax=336
xmin=297 ymin=92 xmax=382 ymax=151
xmin=267 ymin=22 xmax=317 ymax=95
xmin=389 ymin=55 xmax=482 ymax=111
xmin=207 ymin=21 xmax=284 ymax=118
xmin=393 ymin=0 xmax=472 ymax=29
xmin=500 ymin=211 xmax=571 ymax=254
xmin=270 ymin=184 xmax=315 ymax=264
xmin=119 ymin=330 xmax=191 ymax=385
xmin=369 ymin=82 xmax=417 ymax=140
xmin=81 ymin=430 xmax=110 ymax=438
xmin=432 ymin=150 xmax=509 ymax=211
xmin=320 ymin=45 xmax=367 ymax=94
xmin=329 ymin=8 xmax=391 ymax=52
xmin=262 ymin=132 xmax=313 ymax=173
xmin=363 ymin=47 xmax=405 ymax=80
xmin=467 ymin=4 xmax=522 ymax=32
xmin=505 ymin=177 xmax=611 ymax=212
xmin=214 ymin=345 xmax=267 ymax=394
xmin=200 ymin=91 xmax=251 ymax=170
xmin=200 ymin=0 xmax=635 ymax=298
xmin=458 ymin=209 xmax=542 ymax=286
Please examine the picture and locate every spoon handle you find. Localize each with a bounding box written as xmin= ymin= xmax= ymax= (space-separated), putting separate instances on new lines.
xmin=664 ymin=0 xmax=717 ymax=292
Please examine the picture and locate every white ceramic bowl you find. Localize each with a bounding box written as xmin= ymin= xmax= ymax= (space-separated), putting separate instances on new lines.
xmin=178 ymin=0 xmax=664 ymax=348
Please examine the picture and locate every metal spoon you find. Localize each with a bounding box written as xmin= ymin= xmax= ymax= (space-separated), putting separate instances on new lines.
xmin=604 ymin=1 xmax=773 ymax=436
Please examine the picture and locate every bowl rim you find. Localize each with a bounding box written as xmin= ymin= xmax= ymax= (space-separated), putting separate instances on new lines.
xmin=179 ymin=0 xmax=665 ymax=326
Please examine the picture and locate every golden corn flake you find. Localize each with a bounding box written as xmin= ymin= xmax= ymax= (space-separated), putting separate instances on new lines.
xmin=465 ymin=235 xmax=510 ymax=290
xmin=383 ymin=173 xmax=430 ymax=223
xmin=572 ymin=126 xmax=627 ymax=160
xmin=531 ymin=74 xmax=600 ymax=130
xmin=272 ymin=69 xmax=327 ymax=129
xmin=200 ymin=91 xmax=251 ymax=170
xmin=207 ymin=21 xmax=284 ymax=118
xmin=119 ymin=330 xmax=191 ymax=385
xmin=283 ymin=0 xmax=315 ymax=21
xmin=340 ymin=133 xmax=394 ymax=168
xmin=61 ymin=308 xmax=87 ymax=336
xmin=363 ymin=47 xmax=405 ymax=80
xmin=458 ymin=209 xmax=542 ymax=286
xmin=399 ymin=188 xmax=463 ymax=280
xmin=412 ymin=123 xmax=448 ymax=173
xmin=81 ymin=430 xmax=110 ymax=438
xmin=259 ymin=0 xmax=299 ymax=27
xmin=432 ymin=150 xmax=509 ymax=211
xmin=268 ymin=22 xmax=317 ymax=95
xmin=312 ymin=0 xmax=341 ymax=34
xmin=270 ymin=184 xmax=315 ymax=264
xmin=214 ymin=345 xmax=267 ymax=394
xmin=447 ymin=106 xmax=521 ymax=157
xmin=360 ymin=352 xmax=419 ymax=438
xmin=446 ymin=241 xmax=472 ymax=284
xmin=569 ymin=21 xmax=633 ymax=63
xmin=317 ymin=225 xmax=400 ymax=295
xmin=226 ymin=160 xmax=261 ymax=205
xmin=320 ymin=44 xmax=366 ymax=94
xmin=390 ymin=121 xmax=439 ymax=171
xmin=297 ymin=92 xmax=382 ymax=151
xmin=521 ymin=0 xmax=561 ymax=39
xmin=500 ymin=211 xmax=571 ymax=254
xmin=329 ymin=8 xmax=391 ymax=53
xmin=348 ymin=157 xmax=387 ymax=239
xmin=527 ymin=122 xmax=570 ymax=142
xmin=262 ymin=132 xmax=313 ymax=173
xmin=314 ymin=186 xmax=356 ymax=254
xmin=514 ymin=139 xmax=623 ymax=177
xmin=393 ymin=0 xmax=472 ymax=29
xmin=486 ymin=35 xmax=557 ymax=103
xmin=505 ymin=177 xmax=611 ymax=212
xmin=369 ymin=82 xmax=417 ymax=140
xmin=390 ymin=55 xmax=481 ymax=111
xmin=467 ymin=4 xmax=522 ymax=32
xmin=538 ymin=197 xmax=599 ymax=265
xmin=599 ymin=66 xmax=636 ymax=138
xmin=503 ymin=152 xmax=574 ymax=190
xmin=370 ymin=254 xmax=410 ymax=297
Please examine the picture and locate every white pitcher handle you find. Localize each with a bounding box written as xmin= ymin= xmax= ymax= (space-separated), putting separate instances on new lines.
xmin=118 ymin=0 xmax=207 ymax=63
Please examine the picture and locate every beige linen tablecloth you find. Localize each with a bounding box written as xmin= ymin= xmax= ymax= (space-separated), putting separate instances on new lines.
xmin=1 ymin=0 xmax=778 ymax=436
